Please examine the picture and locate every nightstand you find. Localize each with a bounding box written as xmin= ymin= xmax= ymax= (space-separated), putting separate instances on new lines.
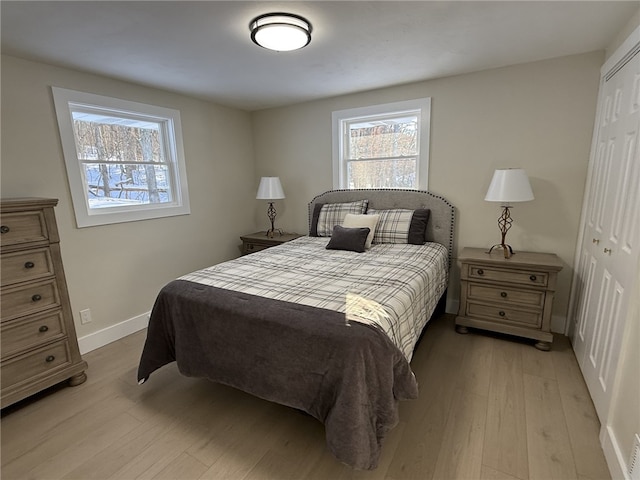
xmin=455 ymin=247 xmax=563 ymax=351
xmin=240 ymin=231 xmax=303 ymax=255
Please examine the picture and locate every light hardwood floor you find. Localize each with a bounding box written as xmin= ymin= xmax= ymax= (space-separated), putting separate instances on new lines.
xmin=1 ymin=314 xmax=610 ymax=480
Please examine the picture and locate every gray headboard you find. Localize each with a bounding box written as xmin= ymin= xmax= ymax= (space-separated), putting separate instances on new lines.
xmin=308 ymin=189 xmax=455 ymax=266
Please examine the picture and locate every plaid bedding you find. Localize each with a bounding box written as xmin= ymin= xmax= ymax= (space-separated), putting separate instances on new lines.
xmin=181 ymin=236 xmax=448 ymax=361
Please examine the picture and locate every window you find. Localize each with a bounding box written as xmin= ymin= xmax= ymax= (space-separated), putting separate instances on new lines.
xmin=52 ymin=87 xmax=190 ymax=227
xmin=332 ymin=98 xmax=431 ymax=190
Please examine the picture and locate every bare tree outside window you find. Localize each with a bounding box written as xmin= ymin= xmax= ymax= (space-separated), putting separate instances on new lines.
xmin=332 ymin=99 xmax=430 ymax=190
xmin=72 ymin=113 xmax=171 ymax=209
xmin=346 ymin=118 xmax=418 ymax=189
xmin=52 ymin=87 xmax=190 ymax=227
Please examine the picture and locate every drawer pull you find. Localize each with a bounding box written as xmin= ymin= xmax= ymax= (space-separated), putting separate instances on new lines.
xmin=32 ymin=294 xmax=42 ymax=302
xmin=39 ymin=325 xmax=49 ymax=333
xmin=0 ymin=225 xmax=9 ymax=234
xmin=45 ymin=355 xmax=55 ymax=363
xmin=529 ymin=275 xmax=537 ymax=282
xmin=499 ymin=311 xmax=506 ymax=317
xmin=500 ymin=291 xmax=507 ymax=298
xmin=477 ymin=269 xmax=484 ymax=275
xmin=24 ymin=261 xmax=35 ymax=269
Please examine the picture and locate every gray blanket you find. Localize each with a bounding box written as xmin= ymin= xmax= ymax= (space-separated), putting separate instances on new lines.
xmin=137 ymin=279 xmax=419 ymax=469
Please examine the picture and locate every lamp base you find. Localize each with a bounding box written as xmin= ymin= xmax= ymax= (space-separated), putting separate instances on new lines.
xmin=265 ymin=228 xmax=283 ymax=238
xmin=264 ymin=201 xmax=283 ymax=238
xmin=487 ymin=243 xmax=514 ymax=259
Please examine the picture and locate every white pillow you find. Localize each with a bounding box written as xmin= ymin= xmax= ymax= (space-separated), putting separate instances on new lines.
xmin=342 ymin=213 xmax=380 ymax=249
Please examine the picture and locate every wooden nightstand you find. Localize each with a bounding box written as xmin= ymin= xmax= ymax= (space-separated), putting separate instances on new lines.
xmin=240 ymin=232 xmax=303 ymax=255
xmin=455 ymin=247 xmax=563 ymax=351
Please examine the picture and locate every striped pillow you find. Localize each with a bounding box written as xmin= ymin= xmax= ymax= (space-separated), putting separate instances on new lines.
xmin=312 ymin=200 xmax=369 ymax=237
xmin=368 ymin=208 xmax=430 ymax=244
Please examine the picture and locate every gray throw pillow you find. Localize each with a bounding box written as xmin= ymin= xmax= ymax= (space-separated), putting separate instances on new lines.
xmin=325 ymin=225 xmax=370 ymax=253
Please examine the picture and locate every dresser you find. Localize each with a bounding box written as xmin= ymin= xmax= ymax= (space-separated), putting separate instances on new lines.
xmin=240 ymin=231 xmax=303 ymax=255
xmin=455 ymin=247 xmax=563 ymax=350
xmin=1 ymin=198 xmax=87 ymax=408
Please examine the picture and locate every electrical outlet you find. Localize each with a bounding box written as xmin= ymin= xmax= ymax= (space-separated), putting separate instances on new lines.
xmin=80 ymin=308 xmax=92 ymax=324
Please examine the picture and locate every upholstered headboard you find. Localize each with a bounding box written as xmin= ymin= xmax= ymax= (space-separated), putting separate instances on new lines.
xmin=308 ymin=189 xmax=455 ymax=265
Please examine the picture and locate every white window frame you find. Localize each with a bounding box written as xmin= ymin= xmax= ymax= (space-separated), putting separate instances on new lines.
xmin=52 ymin=87 xmax=190 ymax=228
xmin=332 ymin=98 xmax=431 ymax=190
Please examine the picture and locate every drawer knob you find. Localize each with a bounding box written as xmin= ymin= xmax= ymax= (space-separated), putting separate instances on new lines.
xmin=499 ymin=310 xmax=506 ymax=317
xmin=500 ymin=291 xmax=507 ymax=298
xmin=39 ymin=325 xmax=49 ymax=333
xmin=477 ymin=269 xmax=484 ymax=275
xmin=529 ymin=275 xmax=537 ymax=282
xmin=24 ymin=261 xmax=35 ymax=269
xmin=45 ymin=355 xmax=55 ymax=363
xmin=0 ymin=225 xmax=9 ymax=234
xmin=32 ymin=294 xmax=42 ymax=302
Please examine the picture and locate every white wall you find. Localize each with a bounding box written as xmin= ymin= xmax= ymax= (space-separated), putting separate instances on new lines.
xmin=1 ymin=55 xmax=256 ymax=343
xmin=251 ymin=51 xmax=603 ymax=330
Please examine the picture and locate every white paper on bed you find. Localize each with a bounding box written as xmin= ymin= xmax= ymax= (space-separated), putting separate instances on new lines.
xmin=180 ymin=236 xmax=448 ymax=361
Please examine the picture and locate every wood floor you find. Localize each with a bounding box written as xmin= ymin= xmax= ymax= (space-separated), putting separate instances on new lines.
xmin=1 ymin=314 xmax=610 ymax=480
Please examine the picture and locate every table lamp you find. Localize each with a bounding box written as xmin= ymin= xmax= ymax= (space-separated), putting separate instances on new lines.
xmin=485 ymin=168 xmax=534 ymax=258
xmin=256 ymin=177 xmax=285 ymax=238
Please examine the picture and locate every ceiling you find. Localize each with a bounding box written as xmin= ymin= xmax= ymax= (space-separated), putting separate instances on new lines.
xmin=1 ymin=1 xmax=637 ymax=111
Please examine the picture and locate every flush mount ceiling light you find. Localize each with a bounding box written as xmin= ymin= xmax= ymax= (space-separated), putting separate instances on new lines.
xmin=250 ymin=13 xmax=312 ymax=51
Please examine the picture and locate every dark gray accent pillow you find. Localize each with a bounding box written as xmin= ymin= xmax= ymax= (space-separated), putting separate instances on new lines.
xmin=408 ymin=209 xmax=431 ymax=244
xmin=325 ymin=225 xmax=371 ymax=253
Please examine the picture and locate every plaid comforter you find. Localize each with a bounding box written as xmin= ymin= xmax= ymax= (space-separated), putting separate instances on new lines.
xmin=181 ymin=236 xmax=448 ymax=361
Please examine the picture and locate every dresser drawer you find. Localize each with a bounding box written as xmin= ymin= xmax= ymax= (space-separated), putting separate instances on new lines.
xmin=467 ymin=264 xmax=549 ymax=288
xmin=1 ymin=248 xmax=54 ymax=286
xmin=466 ymin=302 xmax=542 ymax=328
xmin=1 ymin=340 xmax=70 ymax=390
xmin=0 ymin=211 xmax=49 ymax=247
xmin=1 ymin=310 xmax=66 ymax=359
xmin=1 ymin=279 xmax=60 ymax=321
xmin=467 ymin=283 xmax=544 ymax=308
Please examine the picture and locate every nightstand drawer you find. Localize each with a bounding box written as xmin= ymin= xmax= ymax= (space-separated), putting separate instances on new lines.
xmin=468 ymin=264 xmax=548 ymax=287
xmin=467 ymin=283 xmax=544 ymax=308
xmin=243 ymin=242 xmax=271 ymax=254
xmin=467 ymin=302 xmax=542 ymax=328
xmin=240 ymin=232 xmax=303 ymax=255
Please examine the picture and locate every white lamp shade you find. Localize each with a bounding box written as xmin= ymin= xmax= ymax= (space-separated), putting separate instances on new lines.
xmin=484 ymin=168 xmax=534 ymax=203
xmin=256 ymin=177 xmax=285 ymax=200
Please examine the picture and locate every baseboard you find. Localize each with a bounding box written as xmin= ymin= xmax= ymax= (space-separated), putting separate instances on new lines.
xmin=601 ymin=424 xmax=630 ymax=480
xmin=77 ymin=311 xmax=150 ymax=354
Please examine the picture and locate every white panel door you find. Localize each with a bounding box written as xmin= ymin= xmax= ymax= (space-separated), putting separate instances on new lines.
xmin=572 ymin=40 xmax=640 ymax=422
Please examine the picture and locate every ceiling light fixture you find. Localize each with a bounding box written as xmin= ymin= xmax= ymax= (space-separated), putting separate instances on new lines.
xmin=250 ymin=12 xmax=312 ymax=52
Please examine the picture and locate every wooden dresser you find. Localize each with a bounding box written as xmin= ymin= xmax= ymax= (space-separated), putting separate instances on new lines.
xmin=455 ymin=247 xmax=563 ymax=351
xmin=1 ymin=198 xmax=87 ymax=408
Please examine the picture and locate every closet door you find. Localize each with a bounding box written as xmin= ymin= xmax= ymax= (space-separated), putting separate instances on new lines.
xmin=571 ymin=34 xmax=640 ymax=422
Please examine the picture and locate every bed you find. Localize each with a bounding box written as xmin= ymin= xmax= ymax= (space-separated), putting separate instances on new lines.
xmin=137 ymin=189 xmax=455 ymax=469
